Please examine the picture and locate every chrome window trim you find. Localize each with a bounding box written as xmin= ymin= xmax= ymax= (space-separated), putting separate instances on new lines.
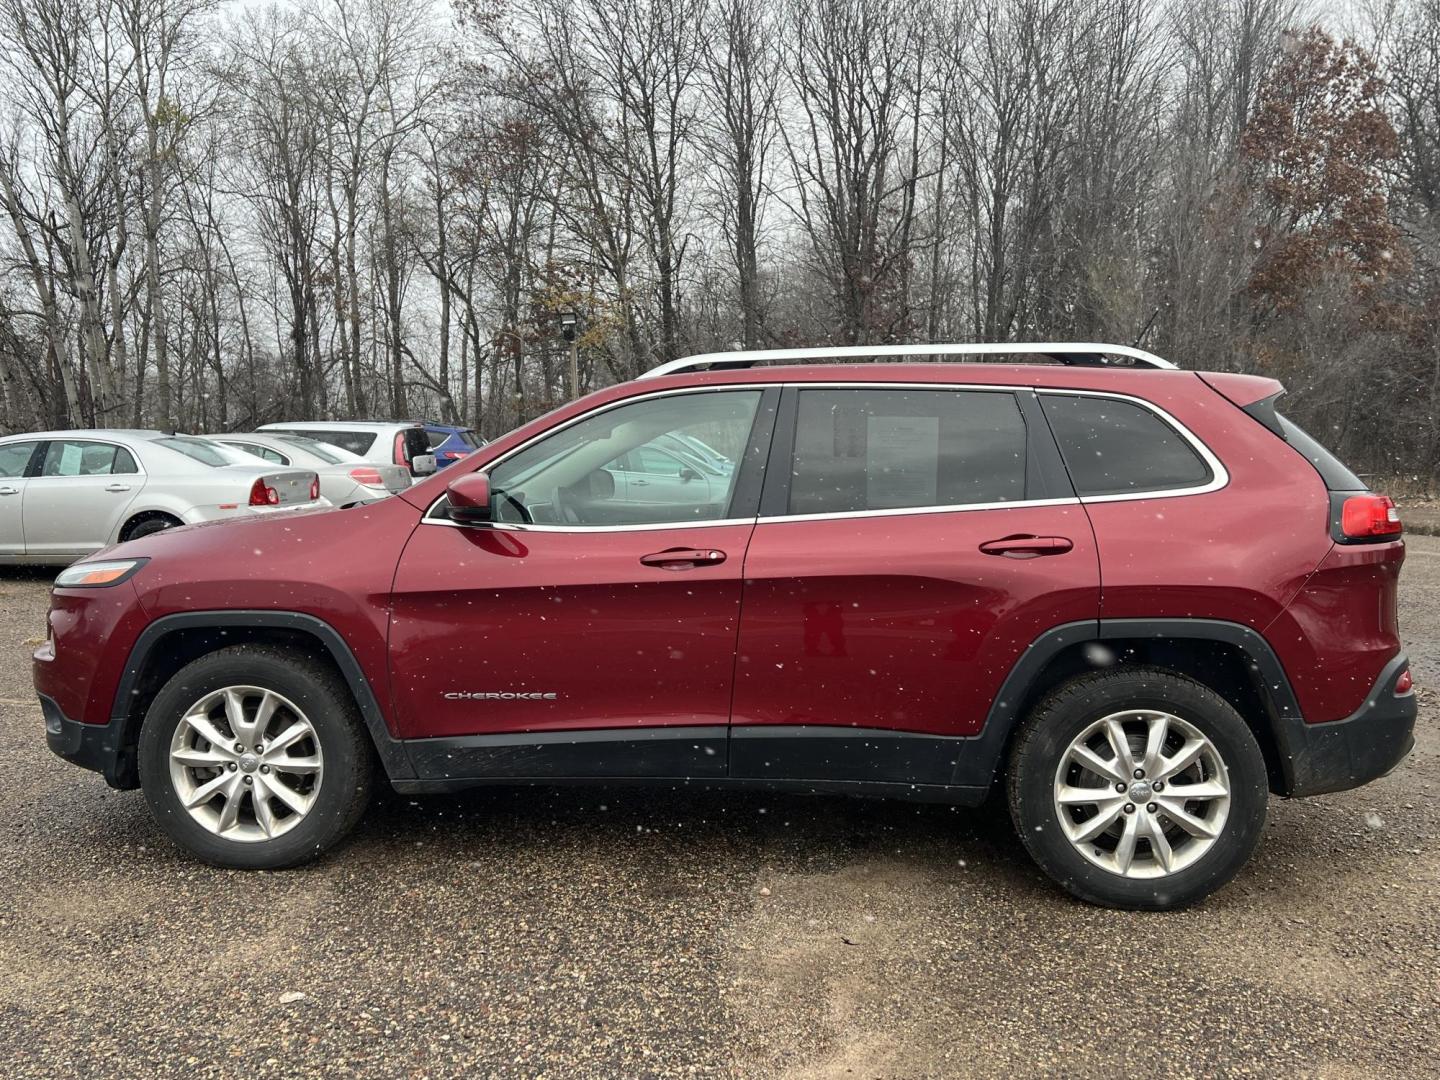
xmin=1035 ymin=388 xmax=1228 ymax=504
xmin=420 ymin=381 xmax=1227 ymax=534
xmin=31 ymin=436 xmax=148 ymax=479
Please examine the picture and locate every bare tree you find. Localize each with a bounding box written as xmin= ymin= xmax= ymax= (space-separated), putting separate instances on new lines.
xmin=699 ymin=0 xmax=780 ymax=348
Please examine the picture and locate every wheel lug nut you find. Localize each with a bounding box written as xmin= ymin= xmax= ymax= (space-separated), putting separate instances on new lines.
xmin=255 ymin=744 xmax=264 ymax=753
xmin=1115 ymin=782 xmax=1126 ymax=793
xmin=1133 ymin=769 xmax=1145 ymax=780
xmin=243 ymin=776 xmax=253 ymax=786
xmin=227 ymin=762 xmax=237 ymax=772
xmin=234 ymin=742 xmax=244 ymax=753
xmin=1123 ymin=803 xmax=1135 ymax=814
xmin=1147 ymin=803 xmax=1158 ymax=813
xmin=1153 ymin=781 xmax=1164 ymax=792
xmin=260 ymin=765 xmax=270 ymax=774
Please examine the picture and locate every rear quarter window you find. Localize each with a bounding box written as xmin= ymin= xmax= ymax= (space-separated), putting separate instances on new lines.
xmin=1041 ymin=394 xmax=1212 ymax=497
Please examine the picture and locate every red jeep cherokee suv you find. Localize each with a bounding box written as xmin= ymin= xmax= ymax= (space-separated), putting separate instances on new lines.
xmin=36 ymin=344 xmax=1416 ymax=909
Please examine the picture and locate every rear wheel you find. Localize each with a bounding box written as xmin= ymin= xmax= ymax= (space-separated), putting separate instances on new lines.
xmin=137 ymin=646 xmax=373 ymax=869
xmin=1007 ymin=667 xmax=1268 ymax=910
xmin=120 ymin=512 xmax=182 ymax=542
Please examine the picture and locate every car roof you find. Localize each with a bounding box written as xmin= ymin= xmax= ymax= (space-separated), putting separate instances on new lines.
xmin=0 ymin=428 xmax=172 ymax=442
xmin=258 ymin=421 xmax=423 ymax=431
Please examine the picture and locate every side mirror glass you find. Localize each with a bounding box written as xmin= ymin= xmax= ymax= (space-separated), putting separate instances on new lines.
xmin=447 ymin=472 xmax=492 ymax=524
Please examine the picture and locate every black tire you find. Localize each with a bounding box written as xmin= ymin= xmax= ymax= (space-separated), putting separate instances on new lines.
xmin=121 ymin=513 xmax=182 ymax=542
xmin=1007 ymin=666 xmax=1268 ymax=911
xmin=137 ymin=645 xmax=374 ymax=869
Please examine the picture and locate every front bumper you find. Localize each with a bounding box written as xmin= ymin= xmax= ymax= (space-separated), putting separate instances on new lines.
xmin=41 ymin=695 xmax=138 ymax=790
xmin=1276 ymin=652 xmax=1417 ymax=797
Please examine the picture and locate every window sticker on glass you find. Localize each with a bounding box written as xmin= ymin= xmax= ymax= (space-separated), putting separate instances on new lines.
xmin=867 ymin=415 xmax=939 ymax=508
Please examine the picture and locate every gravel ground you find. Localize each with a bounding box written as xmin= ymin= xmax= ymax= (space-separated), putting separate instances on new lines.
xmin=1 ymin=543 xmax=1437 ymax=1079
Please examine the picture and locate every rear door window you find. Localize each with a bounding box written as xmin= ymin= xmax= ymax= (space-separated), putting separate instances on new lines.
xmin=1040 ymin=394 xmax=1212 ymax=497
xmin=786 ymin=388 xmax=1027 ymax=515
xmin=38 ymin=440 xmax=139 ymax=476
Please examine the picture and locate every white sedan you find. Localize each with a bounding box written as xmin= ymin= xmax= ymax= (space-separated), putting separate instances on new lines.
xmin=0 ymin=429 xmax=323 ymax=565
xmin=203 ymin=431 xmax=410 ymax=505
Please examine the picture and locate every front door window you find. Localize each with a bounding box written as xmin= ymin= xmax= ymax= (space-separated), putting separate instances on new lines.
xmin=483 ymin=390 xmax=760 ymax=527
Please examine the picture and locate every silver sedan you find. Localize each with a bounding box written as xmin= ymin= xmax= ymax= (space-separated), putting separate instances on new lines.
xmin=203 ymin=431 xmax=410 ymax=505
xmin=0 ymin=430 xmax=323 ymax=565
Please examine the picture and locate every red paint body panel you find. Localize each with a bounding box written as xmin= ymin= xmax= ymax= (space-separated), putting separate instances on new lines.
xmin=732 ymin=504 xmax=1099 ymax=736
xmin=1263 ymin=540 xmax=1406 ymax=722
xmin=42 ymin=497 xmax=419 ymax=732
xmin=1197 ymin=372 xmax=1285 ymax=409
xmin=33 ymin=580 xmax=153 ymax=726
xmin=388 ymin=521 xmax=754 ymax=738
xmin=1087 ymin=378 xmax=1332 ymax=633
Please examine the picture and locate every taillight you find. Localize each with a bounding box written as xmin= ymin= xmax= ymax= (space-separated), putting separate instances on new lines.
xmin=309 ymin=477 xmax=320 ymax=500
xmin=350 ymin=466 xmax=385 ymax=487
xmin=248 ymin=478 xmax=279 ymax=506
xmin=1340 ymin=493 xmax=1402 ymax=541
xmin=1395 ymin=668 xmax=1414 ymax=696
xmin=393 ymin=433 xmax=408 ymax=466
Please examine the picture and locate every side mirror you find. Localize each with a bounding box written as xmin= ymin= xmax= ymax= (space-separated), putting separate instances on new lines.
xmin=679 ymin=467 xmax=700 ymax=483
xmin=447 ymin=472 xmax=492 ymax=524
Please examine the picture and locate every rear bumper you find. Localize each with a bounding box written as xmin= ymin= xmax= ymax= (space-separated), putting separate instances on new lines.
xmin=1275 ymin=652 xmax=1417 ymax=797
xmin=41 ymin=695 xmax=137 ymax=790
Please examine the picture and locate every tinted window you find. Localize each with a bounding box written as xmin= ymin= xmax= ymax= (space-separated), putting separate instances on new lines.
xmin=39 ymin=440 xmax=138 ymax=476
xmin=0 ymin=441 xmax=37 ymax=478
xmin=1041 ymin=394 xmax=1211 ymax=497
xmin=486 ymin=390 xmax=761 ymax=527
xmin=788 ymin=389 xmax=1026 ymax=514
xmin=460 ymin=430 xmax=483 ymax=448
xmin=425 ymin=430 xmax=448 ymax=450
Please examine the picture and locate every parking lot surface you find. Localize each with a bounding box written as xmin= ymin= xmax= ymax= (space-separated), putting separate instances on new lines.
xmin=1 ymin=541 xmax=1437 ymax=1078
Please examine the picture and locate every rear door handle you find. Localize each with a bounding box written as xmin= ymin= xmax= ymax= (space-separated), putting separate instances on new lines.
xmin=640 ymin=547 xmax=727 ymax=570
xmin=0 ymin=486 xmax=17 ymax=496
xmin=979 ymin=535 xmax=1074 ymax=558
xmin=105 ymin=483 xmax=132 ymax=493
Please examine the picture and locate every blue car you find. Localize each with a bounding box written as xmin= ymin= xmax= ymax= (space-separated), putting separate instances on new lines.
xmin=417 ymin=421 xmax=485 ymax=469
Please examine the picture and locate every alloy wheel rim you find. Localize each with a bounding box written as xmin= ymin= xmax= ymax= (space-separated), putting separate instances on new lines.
xmin=168 ymin=685 xmax=323 ymax=843
xmin=1053 ymin=709 xmax=1231 ymax=879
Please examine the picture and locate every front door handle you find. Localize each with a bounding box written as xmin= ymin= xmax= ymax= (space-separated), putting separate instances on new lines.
xmin=0 ymin=486 xmax=17 ymax=496
xmin=979 ymin=535 xmax=1074 ymax=558
xmin=640 ymin=547 xmax=727 ymax=570
xmin=105 ymin=483 xmax=132 ymax=493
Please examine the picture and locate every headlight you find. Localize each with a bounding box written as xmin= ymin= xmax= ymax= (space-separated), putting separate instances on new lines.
xmin=54 ymin=558 xmax=149 ymax=589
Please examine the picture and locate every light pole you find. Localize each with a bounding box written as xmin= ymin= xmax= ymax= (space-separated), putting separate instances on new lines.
xmin=559 ymin=311 xmax=579 ymax=399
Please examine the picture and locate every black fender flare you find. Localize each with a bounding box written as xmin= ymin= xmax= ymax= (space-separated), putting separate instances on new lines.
xmin=952 ymin=618 xmax=1306 ymax=791
xmin=111 ymin=610 xmax=414 ymax=781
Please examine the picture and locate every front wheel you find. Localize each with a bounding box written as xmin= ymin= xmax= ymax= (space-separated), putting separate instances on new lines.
xmin=1007 ymin=667 xmax=1268 ymax=910
xmin=137 ymin=646 xmax=374 ymax=869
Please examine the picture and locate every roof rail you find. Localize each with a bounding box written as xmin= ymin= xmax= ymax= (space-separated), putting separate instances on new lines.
xmin=637 ymin=342 xmax=1177 ymax=379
